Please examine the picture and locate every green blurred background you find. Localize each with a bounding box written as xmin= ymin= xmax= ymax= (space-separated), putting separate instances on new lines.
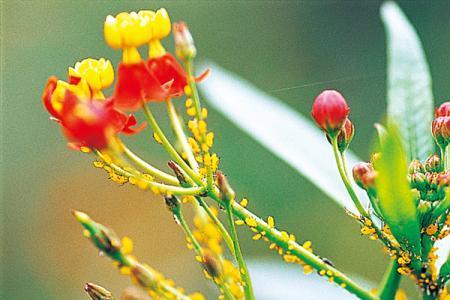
xmin=3 ymin=1 xmax=450 ymax=299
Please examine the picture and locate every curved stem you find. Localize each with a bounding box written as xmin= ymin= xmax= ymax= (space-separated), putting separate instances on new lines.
xmin=142 ymin=103 xmax=203 ymax=186
xmin=95 ymin=151 xmax=204 ymax=196
xmin=173 ymin=206 xmax=234 ymax=299
xmin=196 ymin=196 xmax=235 ymax=256
xmin=225 ymin=200 xmax=254 ymax=300
xmin=331 ymin=138 xmax=368 ymax=217
xmin=166 ymin=99 xmax=199 ymax=172
xmin=378 ymin=259 xmax=400 ymax=300
xmin=119 ymin=141 xmax=179 ymax=185
xmin=207 ymin=189 xmax=376 ymax=300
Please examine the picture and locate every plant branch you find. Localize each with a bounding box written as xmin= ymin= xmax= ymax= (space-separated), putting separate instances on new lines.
xmin=378 ymin=259 xmax=400 ymax=300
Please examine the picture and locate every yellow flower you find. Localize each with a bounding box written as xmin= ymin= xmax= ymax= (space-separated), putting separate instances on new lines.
xmin=68 ymin=58 xmax=114 ymax=95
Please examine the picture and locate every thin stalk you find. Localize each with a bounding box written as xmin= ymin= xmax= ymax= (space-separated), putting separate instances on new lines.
xmin=166 ymin=99 xmax=199 ymax=171
xmin=196 ymin=196 xmax=235 ymax=256
xmin=331 ymin=137 xmax=368 ymax=217
xmin=95 ymin=151 xmax=204 ymax=196
xmin=208 ymin=189 xmax=376 ymax=300
xmin=173 ymin=207 xmax=234 ymax=300
xmin=119 ymin=141 xmax=179 ymax=185
xmin=446 ymin=145 xmax=450 ymax=170
xmin=225 ymin=200 xmax=254 ymax=300
xmin=378 ymin=259 xmax=400 ymax=300
xmin=185 ymin=59 xmax=202 ymax=121
xmin=142 ymin=103 xmax=203 ymax=186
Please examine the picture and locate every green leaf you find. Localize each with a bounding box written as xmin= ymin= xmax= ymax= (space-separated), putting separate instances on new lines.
xmin=374 ymin=123 xmax=421 ymax=257
xmin=200 ymin=62 xmax=369 ymax=214
xmin=439 ymin=257 xmax=450 ymax=288
xmin=381 ymin=2 xmax=434 ymax=162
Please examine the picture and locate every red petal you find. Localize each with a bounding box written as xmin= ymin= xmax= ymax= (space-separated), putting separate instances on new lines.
xmin=146 ymin=53 xmax=187 ymax=98
xmin=42 ymin=76 xmax=61 ymax=119
xmin=195 ymin=68 xmax=211 ymax=83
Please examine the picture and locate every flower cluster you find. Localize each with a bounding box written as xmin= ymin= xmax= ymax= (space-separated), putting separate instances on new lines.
xmin=312 ymin=90 xmax=450 ymax=297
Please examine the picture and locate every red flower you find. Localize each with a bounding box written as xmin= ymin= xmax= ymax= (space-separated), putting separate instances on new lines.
xmin=147 ymin=53 xmax=188 ymax=98
xmin=432 ymin=116 xmax=450 ymax=149
xmin=43 ymin=77 xmax=145 ymax=149
xmin=113 ymin=61 xmax=172 ymax=111
xmin=311 ymin=90 xmax=350 ymax=135
xmin=435 ymin=102 xmax=450 ymax=117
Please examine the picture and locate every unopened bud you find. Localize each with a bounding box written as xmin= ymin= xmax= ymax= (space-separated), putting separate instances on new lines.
xmin=432 ymin=116 xmax=450 ymax=149
xmin=435 ymin=102 xmax=450 ymax=117
xmin=311 ymin=90 xmax=350 ymax=137
xmin=84 ymin=282 xmax=113 ymax=300
xmin=352 ymin=162 xmax=376 ymax=190
xmin=164 ymin=195 xmax=181 ymax=213
xmin=437 ymin=171 xmax=450 ymax=187
xmin=335 ymin=118 xmax=354 ymax=152
xmin=131 ymin=263 xmax=155 ymax=288
xmin=73 ymin=210 xmax=121 ymax=254
xmin=417 ymin=200 xmax=432 ymax=217
xmin=216 ymin=171 xmax=235 ymax=203
xmin=203 ymin=251 xmax=222 ymax=278
xmin=409 ymin=172 xmax=427 ymax=191
xmin=173 ymin=22 xmax=196 ymax=60
xmin=409 ymin=159 xmax=425 ymax=174
xmin=168 ymin=160 xmax=187 ymax=185
xmin=425 ymin=154 xmax=441 ymax=173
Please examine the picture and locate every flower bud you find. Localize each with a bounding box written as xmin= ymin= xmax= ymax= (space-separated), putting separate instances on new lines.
xmin=121 ymin=286 xmax=151 ymax=300
xmin=437 ymin=171 xmax=450 ymax=187
xmin=311 ymin=90 xmax=350 ymax=136
xmin=435 ymin=102 xmax=450 ymax=117
xmin=203 ymin=251 xmax=222 ymax=279
xmin=417 ymin=200 xmax=432 ymax=218
xmin=352 ymin=162 xmax=376 ymax=190
xmin=164 ymin=195 xmax=181 ymax=213
xmin=216 ymin=171 xmax=235 ymax=203
xmin=336 ymin=118 xmax=354 ymax=152
xmin=425 ymin=154 xmax=441 ymax=173
xmin=408 ymin=159 xmax=425 ymax=174
xmin=409 ymin=172 xmax=427 ymax=191
xmin=84 ymin=283 xmax=113 ymax=300
xmin=432 ymin=116 xmax=450 ymax=149
xmin=173 ymin=22 xmax=197 ymax=61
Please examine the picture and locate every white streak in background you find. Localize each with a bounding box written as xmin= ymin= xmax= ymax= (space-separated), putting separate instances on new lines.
xmin=200 ymin=62 xmax=369 ymax=214
xmin=435 ymin=237 xmax=450 ymax=271
xmin=248 ymin=260 xmax=371 ymax=299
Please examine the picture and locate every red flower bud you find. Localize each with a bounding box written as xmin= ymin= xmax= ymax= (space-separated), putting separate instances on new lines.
xmin=311 ymin=90 xmax=350 ymax=136
xmin=352 ymin=162 xmax=376 ymax=190
xmin=173 ymin=22 xmax=197 ymax=60
xmin=435 ymin=102 xmax=450 ymax=117
xmin=432 ymin=116 xmax=450 ymax=149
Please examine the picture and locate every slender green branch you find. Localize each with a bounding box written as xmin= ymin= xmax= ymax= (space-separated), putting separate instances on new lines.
xmin=119 ymin=140 xmax=180 ymax=185
xmin=166 ymin=99 xmax=199 ymax=172
xmin=225 ymin=199 xmax=255 ymax=300
xmin=331 ymin=138 xmax=368 ymax=217
xmin=378 ymin=259 xmax=400 ymax=300
xmin=95 ymin=151 xmax=204 ymax=196
xmin=196 ymin=196 xmax=235 ymax=256
xmin=142 ymin=103 xmax=203 ymax=186
xmin=185 ymin=59 xmax=202 ymax=121
xmin=172 ymin=203 xmax=234 ymax=300
xmin=207 ymin=189 xmax=376 ymax=300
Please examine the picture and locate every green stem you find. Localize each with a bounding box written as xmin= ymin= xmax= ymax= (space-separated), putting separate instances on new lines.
xmin=185 ymin=59 xmax=202 ymax=121
xmin=378 ymin=259 xmax=400 ymax=300
xmin=446 ymin=146 xmax=450 ymax=171
xmin=142 ymin=103 xmax=203 ymax=186
xmin=196 ymin=196 xmax=235 ymax=256
xmin=208 ymin=189 xmax=376 ymax=300
xmin=225 ymin=199 xmax=255 ymax=300
xmin=173 ymin=206 xmax=234 ymax=300
xmin=95 ymin=151 xmax=204 ymax=196
xmin=119 ymin=141 xmax=179 ymax=185
xmin=166 ymin=99 xmax=199 ymax=172
xmin=331 ymin=138 xmax=368 ymax=217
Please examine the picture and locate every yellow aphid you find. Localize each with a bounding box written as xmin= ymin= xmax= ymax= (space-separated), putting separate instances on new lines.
xmin=184 ymin=85 xmax=192 ymax=97
xmin=240 ymin=198 xmax=248 ymax=207
xmin=198 ymin=120 xmax=207 ymax=135
xmin=83 ymin=229 xmax=91 ymax=238
xmin=267 ymin=216 xmax=275 ymax=228
xmin=187 ymin=107 xmax=196 ymax=117
xmin=205 ymin=132 xmax=214 ymax=148
xmin=235 ymin=220 xmax=245 ymax=226
xmin=119 ymin=266 xmax=131 ymax=275
xmin=426 ymin=224 xmax=438 ymax=236
xmin=153 ymin=132 xmax=163 ymax=144
xmin=252 ymin=234 xmax=262 ymax=240
xmin=201 ymin=108 xmax=208 ymax=119
xmin=121 ymin=236 xmax=134 ymax=254
xmin=93 ymin=161 xmax=104 ymax=168
xmin=185 ymin=98 xmax=193 ymax=108
xmin=80 ymin=146 xmax=91 ymax=153
xmin=203 ymin=153 xmax=211 ymax=167
xmin=245 ymin=217 xmax=257 ymax=227
xmin=211 ymin=154 xmax=219 ymax=171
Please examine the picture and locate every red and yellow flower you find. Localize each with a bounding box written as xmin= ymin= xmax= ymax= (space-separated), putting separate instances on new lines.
xmin=43 ymin=58 xmax=144 ymax=150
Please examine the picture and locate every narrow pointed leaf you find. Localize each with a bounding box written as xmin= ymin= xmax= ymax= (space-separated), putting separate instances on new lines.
xmin=374 ymin=123 xmax=421 ymax=257
xmin=381 ymin=1 xmax=434 ymax=162
xmin=200 ymin=62 xmax=368 ymax=213
xmin=438 ymin=256 xmax=450 ymax=288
